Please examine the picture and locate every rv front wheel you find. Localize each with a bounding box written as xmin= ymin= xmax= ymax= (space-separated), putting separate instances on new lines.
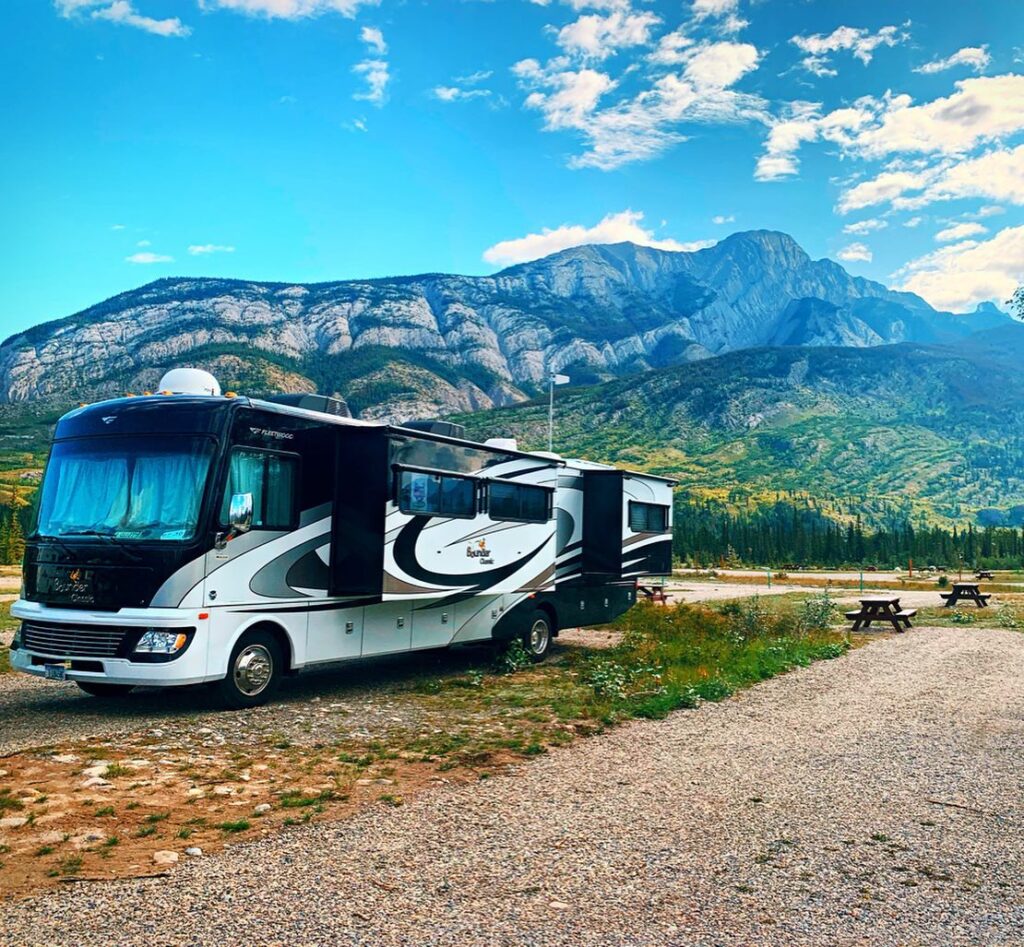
xmin=523 ymin=610 xmax=553 ymax=662
xmin=217 ymin=629 xmax=283 ymax=709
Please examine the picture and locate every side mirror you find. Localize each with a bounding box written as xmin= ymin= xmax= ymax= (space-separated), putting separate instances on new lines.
xmin=228 ymin=492 xmax=253 ymax=536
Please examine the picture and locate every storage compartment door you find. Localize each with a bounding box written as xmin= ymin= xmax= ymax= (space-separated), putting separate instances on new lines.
xmin=581 ymin=470 xmax=625 ymax=580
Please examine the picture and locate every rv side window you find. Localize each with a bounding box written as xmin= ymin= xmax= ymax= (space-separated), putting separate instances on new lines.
xmin=220 ymin=449 xmax=299 ymax=530
xmin=487 ymin=482 xmax=551 ymax=523
xmin=628 ymin=501 xmax=669 ymax=533
xmin=397 ymin=469 xmax=475 ymax=518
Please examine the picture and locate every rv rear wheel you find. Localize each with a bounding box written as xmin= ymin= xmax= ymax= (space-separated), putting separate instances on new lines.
xmin=216 ymin=628 xmax=283 ymax=709
xmin=76 ymin=682 xmax=135 ymax=698
xmin=522 ymin=610 xmax=553 ymax=662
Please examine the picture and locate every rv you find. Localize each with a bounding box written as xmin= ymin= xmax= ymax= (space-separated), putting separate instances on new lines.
xmin=10 ymin=369 xmax=675 ymax=708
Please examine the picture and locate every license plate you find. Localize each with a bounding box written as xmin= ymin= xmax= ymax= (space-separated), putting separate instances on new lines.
xmin=44 ymin=663 xmax=68 ymax=681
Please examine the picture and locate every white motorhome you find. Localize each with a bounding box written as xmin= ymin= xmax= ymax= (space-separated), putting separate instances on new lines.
xmin=10 ymin=370 xmax=674 ymax=707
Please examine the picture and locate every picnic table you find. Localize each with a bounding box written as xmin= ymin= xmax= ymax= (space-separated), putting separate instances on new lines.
xmin=845 ymin=596 xmax=916 ymax=633
xmin=975 ymin=570 xmax=995 ymax=580
xmin=941 ymin=582 xmax=991 ymax=608
xmin=636 ymin=579 xmax=673 ymax=605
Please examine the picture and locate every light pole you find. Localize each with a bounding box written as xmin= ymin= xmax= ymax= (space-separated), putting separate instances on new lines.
xmin=547 ymin=372 xmax=570 ymax=452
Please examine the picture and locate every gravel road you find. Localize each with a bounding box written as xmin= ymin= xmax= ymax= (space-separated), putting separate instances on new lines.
xmin=4 ymin=625 xmax=1022 ymax=946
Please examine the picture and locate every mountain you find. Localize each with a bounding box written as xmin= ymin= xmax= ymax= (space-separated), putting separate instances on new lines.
xmin=455 ymin=329 xmax=1024 ymax=527
xmin=0 ymin=231 xmax=1012 ymax=421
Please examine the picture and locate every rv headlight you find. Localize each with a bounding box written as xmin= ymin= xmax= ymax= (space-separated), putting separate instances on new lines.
xmin=135 ymin=630 xmax=189 ymax=654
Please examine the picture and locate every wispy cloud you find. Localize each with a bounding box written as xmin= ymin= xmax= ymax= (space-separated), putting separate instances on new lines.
xmin=843 ymin=218 xmax=887 ymax=235
xmin=56 ymin=0 xmax=190 ymax=37
xmin=353 ymin=26 xmax=389 ymax=105
xmin=790 ymin=23 xmax=907 ymax=77
xmin=914 ymin=45 xmax=990 ymax=75
xmin=934 ymin=222 xmax=986 ymax=243
xmin=196 ymin=0 xmax=379 ymax=20
xmin=483 ymin=209 xmax=712 ymax=266
xmin=188 ymin=244 xmax=236 ymax=255
xmin=515 ymin=38 xmax=763 ymax=171
xmin=712 ymin=214 xmax=735 ymax=224
xmin=360 ymin=25 xmax=386 ymax=54
xmin=126 ymin=251 xmax=173 ymax=264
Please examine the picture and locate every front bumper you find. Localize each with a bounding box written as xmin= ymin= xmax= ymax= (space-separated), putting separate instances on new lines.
xmin=9 ymin=599 xmax=215 ymax=687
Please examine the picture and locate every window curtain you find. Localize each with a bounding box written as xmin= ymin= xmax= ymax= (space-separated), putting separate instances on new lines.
xmin=43 ymin=456 xmax=129 ymax=532
xmin=127 ymin=453 xmax=208 ymax=532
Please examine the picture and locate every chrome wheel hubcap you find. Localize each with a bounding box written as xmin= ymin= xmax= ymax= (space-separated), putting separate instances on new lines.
xmin=529 ymin=620 xmax=550 ymax=655
xmin=234 ymin=644 xmax=273 ymax=696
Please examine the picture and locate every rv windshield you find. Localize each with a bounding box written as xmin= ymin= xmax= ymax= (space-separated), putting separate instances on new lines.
xmin=36 ymin=436 xmax=215 ymax=542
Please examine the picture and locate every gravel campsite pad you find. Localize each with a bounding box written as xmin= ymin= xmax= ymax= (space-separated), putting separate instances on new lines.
xmin=2 ymin=625 xmax=1023 ymax=946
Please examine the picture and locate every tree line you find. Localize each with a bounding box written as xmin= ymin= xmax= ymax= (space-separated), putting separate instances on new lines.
xmin=673 ymin=495 xmax=1024 ymax=570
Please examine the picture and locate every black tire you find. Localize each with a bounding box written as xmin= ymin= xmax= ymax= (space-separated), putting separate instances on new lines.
xmin=216 ymin=628 xmax=283 ymax=709
xmin=521 ymin=609 xmax=554 ymax=663
xmin=76 ymin=681 xmax=135 ymax=698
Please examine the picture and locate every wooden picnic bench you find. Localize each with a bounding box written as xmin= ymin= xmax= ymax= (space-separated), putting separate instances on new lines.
xmin=975 ymin=570 xmax=995 ymax=580
xmin=941 ymin=582 xmax=991 ymax=608
xmin=845 ymin=596 xmax=916 ymax=633
xmin=636 ymin=579 xmax=673 ymax=605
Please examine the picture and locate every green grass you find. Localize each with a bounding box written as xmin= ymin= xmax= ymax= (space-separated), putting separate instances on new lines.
xmin=217 ymin=819 xmax=251 ymax=833
xmin=0 ymin=789 xmax=25 ymax=813
xmin=278 ymin=789 xmax=334 ymax=809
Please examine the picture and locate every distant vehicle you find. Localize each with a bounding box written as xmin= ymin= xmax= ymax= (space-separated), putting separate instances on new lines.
xmin=10 ymin=369 xmax=674 ymax=707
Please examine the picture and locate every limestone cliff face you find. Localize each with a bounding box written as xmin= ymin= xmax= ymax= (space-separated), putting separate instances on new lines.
xmin=0 ymin=231 xmax=1009 ymax=421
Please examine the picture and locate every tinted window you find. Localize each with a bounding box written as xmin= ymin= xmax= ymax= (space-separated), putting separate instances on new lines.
xmin=488 ymin=482 xmax=551 ymax=523
xmin=221 ymin=449 xmax=299 ymax=530
xmin=398 ymin=470 xmax=475 ymax=517
xmin=628 ymin=501 xmax=668 ymax=533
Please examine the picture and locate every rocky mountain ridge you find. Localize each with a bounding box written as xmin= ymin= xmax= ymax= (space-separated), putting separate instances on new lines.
xmin=0 ymin=230 xmax=1012 ymax=420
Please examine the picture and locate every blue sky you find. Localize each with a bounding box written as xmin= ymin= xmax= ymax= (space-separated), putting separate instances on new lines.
xmin=2 ymin=0 xmax=1023 ymax=336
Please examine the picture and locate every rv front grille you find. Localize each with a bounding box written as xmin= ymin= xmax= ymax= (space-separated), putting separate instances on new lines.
xmin=21 ymin=621 xmax=131 ymax=659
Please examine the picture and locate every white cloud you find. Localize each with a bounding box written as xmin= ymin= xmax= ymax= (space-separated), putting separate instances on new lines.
xmin=433 ymin=86 xmax=491 ymax=102
xmin=482 ymin=209 xmax=712 ymax=266
xmin=353 ymin=59 xmax=388 ymax=104
xmin=975 ymin=205 xmax=1005 ymax=218
xmin=111 ymin=223 xmax=126 ymax=230
xmin=352 ymin=26 xmax=389 ymax=105
xmin=188 ymin=244 xmax=236 ymax=254
xmin=791 ymin=23 xmax=906 ymax=76
xmin=683 ymin=40 xmax=758 ymax=89
xmin=196 ymin=0 xmax=378 ymax=19
xmin=839 ymin=144 xmax=1024 ymax=213
xmin=914 ymin=45 xmax=990 ymax=75
xmin=934 ymin=222 xmax=986 ymax=243
xmin=836 ymin=242 xmax=872 ymax=263
xmin=557 ymin=8 xmax=660 ymax=60
xmin=903 ymin=216 xmax=923 ymax=228
xmin=692 ymin=0 xmax=737 ymax=17
xmin=712 ymin=214 xmax=735 ymax=224
xmin=516 ymin=39 xmax=764 ymax=170
xmin=57 ymin=0 xmax=190 ymax=36
xmin=359 ymin=25 xmax=386 ymax=54
xmin=843 ymin=217 xmax=887 ymax=235
xmin=136 ymin=239 xmax=151 ymax=247
xmin=126 ymin=251 xmax=173 ymax=264
xmin=760 ymin=76 xmax=1024 ymax=189
xmin=648 ymin=29 xmax=693 ymax=66
xmin=893 ymin=225 xmax=1024 ymax=311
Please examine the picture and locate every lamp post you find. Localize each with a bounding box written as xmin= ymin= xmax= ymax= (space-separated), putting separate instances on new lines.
xmin=547 ymin=372 xmax=570 ymax=452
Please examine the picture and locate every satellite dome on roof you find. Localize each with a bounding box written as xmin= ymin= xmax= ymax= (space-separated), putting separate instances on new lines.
xmin=157 ymin=368 xmax=221 ymax=397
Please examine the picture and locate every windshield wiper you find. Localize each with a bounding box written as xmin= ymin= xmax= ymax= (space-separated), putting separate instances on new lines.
xmin=59 ymin=530 xmax=144 ymax=562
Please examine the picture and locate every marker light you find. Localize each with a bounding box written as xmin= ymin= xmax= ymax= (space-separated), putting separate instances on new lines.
xmin=135 ymin=630 xmax=188 ymax=654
